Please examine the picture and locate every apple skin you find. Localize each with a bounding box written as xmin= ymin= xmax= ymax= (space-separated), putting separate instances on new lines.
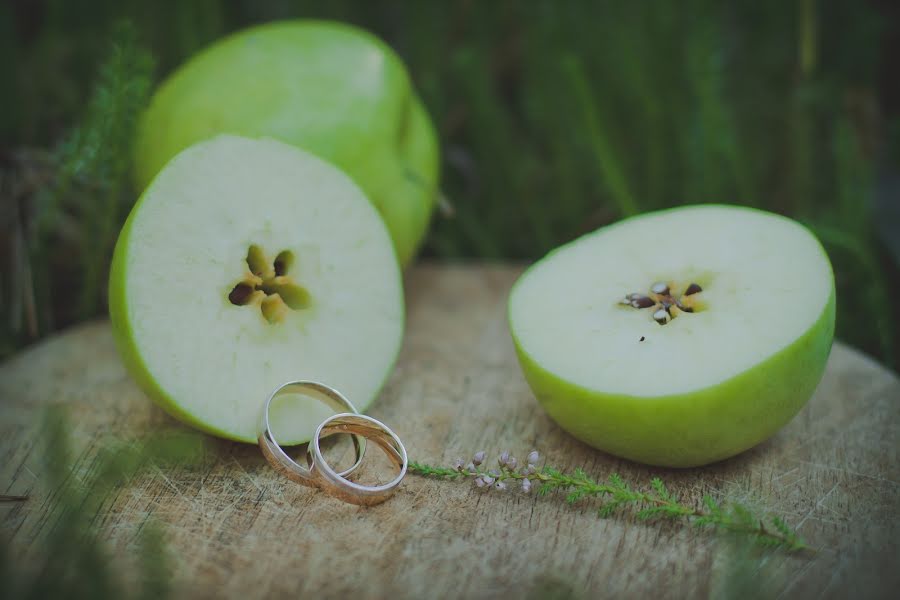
xmin=510 ymin=244 xmax=836 ymax=469
xmin=133 ymin=20 xmax=439 ymax=267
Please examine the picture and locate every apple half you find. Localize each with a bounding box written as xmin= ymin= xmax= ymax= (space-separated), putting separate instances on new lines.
xmin=110 ymin=135 xmax=404 ymax=444
xmin=509 ymin=205 xmax=835 ymax=467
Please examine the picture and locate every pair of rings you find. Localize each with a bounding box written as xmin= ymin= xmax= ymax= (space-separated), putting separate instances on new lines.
xmin=257 ymin=381 xmax=407 ymax=506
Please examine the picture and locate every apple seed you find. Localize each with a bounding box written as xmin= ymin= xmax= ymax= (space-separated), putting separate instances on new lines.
xmin=652 ymin=308 xmax=669 ymax=324
xmin=650 ymin=282 xmax=669 ymax=295
xmin=228 ymin=282 xmax=255 ymax=306
xmin=684 ymin=283 xmax=703 ymax=296
xmin=273 ymin=250 xmax=294 ymax=277
xmin=630 ymin=295 xmax=655 ymax=309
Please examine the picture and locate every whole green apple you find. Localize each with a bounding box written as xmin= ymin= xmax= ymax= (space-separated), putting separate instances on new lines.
xmin=508 ymin=205 xmax=835 ymax=467
xmin=133 ymin=20 xmax=439 ymax=267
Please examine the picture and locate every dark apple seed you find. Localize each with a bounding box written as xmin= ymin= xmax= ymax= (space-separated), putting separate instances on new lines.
xmin=653 ymin=308 xmax=669 ymax=324
xmin=651 ymin=282 xmax=669 ymax=295
xmin=639 ymin=336 xmax=646 ymax=342
xmin=273 ymin=250 xmax=294 ymax=277
xmin=684 ymin=283 xmax=702 ymax=296
xmin=631 ymin=295 xmax=655 ymax=309
xmin=228 ymin=282 xmax=255 ymax=306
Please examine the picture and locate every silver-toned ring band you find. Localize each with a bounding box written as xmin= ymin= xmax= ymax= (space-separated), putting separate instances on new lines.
xmin=258 ymin=381 xmax=365 ymax=486
xmin=309 ymin=413 xmax=407 ymax=506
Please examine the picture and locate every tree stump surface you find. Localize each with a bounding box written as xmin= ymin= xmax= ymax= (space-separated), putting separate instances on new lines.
xmin=1 ymin=264 xmax=897 ymax=599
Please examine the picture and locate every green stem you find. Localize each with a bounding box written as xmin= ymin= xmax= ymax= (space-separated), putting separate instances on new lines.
xmin=0 ymin=495 xmax=29 ymax=502
xmin=408 ymin=461 xmax=809 ymax=552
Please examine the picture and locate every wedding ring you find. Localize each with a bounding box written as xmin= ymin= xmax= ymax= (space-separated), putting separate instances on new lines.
xmin=309 ymin=413 xmax=407 ymax=506
xmin=258 ymin=381 xmax=366 ymax=486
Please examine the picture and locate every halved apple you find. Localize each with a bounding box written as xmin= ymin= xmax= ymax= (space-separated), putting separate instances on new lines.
xmin=509 ymin=205 xmax=835 ymax=467
xmin=109 ymin=135 xmax=404 ymax=444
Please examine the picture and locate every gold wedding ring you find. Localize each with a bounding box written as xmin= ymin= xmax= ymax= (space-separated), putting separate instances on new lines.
xmin=258 ymin=381 xmax=407 ymax=505
xmin=258 ymin=380 xmax=365 ymax=486
xmin=311 ymin=413 xmax=407 ymax=506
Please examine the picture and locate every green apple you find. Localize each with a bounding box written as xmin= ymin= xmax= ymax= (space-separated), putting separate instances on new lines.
xmin=133 ymin=20 xmax=439 ymax=267
xmin=110 ymin=135 xmax=404 ymax=444
xmin=509 ymin=205 xmax=835 ymax=467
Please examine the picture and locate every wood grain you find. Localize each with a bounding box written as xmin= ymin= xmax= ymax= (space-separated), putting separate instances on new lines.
xmin=1 ymin=264 xmax=898 ymax=599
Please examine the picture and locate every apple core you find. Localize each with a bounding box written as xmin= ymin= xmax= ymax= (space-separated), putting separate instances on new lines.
xmin=228 ymin=244 xmax=311 ymax=324
xmin=618 ymin=280 xmax=707 ymax=326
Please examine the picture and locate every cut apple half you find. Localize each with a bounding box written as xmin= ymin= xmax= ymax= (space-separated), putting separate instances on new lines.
xmin=109 ymin=135 xmax=404 ymax=444
xmin=509 ymin=205 xmax=835 ymax=467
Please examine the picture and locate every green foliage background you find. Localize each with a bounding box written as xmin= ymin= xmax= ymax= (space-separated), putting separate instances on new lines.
xmin=1 ymin=0 xmax=898 ymax=368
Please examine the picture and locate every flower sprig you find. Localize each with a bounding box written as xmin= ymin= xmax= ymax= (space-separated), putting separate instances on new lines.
xmin=409 ymin=451 xmax=808 ymax=553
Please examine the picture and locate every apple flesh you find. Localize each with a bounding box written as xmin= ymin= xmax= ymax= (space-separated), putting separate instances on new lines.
xmin=133 ymin=20 xmax=440 ymax=267
xmin=509 ymin=205 xmax=835 ymax=467
xmin=110 ymin=135 xmax=404 ymax=444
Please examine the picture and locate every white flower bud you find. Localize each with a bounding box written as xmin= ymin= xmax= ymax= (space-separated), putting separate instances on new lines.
xmin=482 ymin=475 xmax=495 ymax=486
xmin=465 ymin=462 xmax=476 ymax=473
xmin=499 ymin=451 xmax=510 ymax=466
xmin=506 ymin=456 xmax=518 ymax=470
xmin=521 ymin=478 xmax=532 ymax=493
xmin=527 ymin=450 xmax=540 ymax=465
xmin=472 ymin=451 xmax=486 ymax=466
xmin=452 ymin=457 xmax=464 ymax=471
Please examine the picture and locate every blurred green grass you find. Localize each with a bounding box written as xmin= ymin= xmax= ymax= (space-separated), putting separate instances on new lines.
xmin=1 ymin=0 xmax=897 ymax=368
xmin=1 ymin=407 xmax=207 ymax=599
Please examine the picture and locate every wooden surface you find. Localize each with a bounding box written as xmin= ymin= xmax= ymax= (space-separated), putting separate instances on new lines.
xmin=1 ymin=264 xmax=898 ymax=599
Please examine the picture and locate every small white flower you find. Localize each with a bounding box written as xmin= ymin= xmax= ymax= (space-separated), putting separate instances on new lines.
xmin=506 ymin=456 xmax=518 ymax=470
xmin=472 ymin=451 xmax=486 ymax=466
xmin=474 ymin=476 xmax=486 ymax=488
xmin=527 ymin=450 xmax=540 ymax=465
xmin=499 ymin=451 xmax=510 ymax=466
xmin=465 ymin=462 xmax=476 ymax=473
xmin=482 ymin=475 xmax=495 ymax=486
xmin=521 ymin=478 xmax=532 ymax=493
xmin=452 ymin=457 xmax=465 ymax=471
